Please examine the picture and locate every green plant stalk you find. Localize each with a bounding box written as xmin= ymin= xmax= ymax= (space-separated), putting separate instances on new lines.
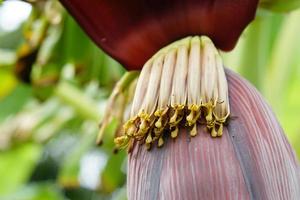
xmin=55 ymin=81 xmax=101 ymax=121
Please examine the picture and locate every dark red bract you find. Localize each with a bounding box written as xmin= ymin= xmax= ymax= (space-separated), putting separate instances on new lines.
xmin=59 ymin=0 xmax=258 ymax=70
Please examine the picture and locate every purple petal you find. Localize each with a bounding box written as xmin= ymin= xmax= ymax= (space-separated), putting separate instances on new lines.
xmin=127 ymin=69 xmax=300 ymax=199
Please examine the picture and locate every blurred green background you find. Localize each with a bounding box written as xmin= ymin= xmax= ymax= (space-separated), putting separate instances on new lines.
xmin=0 ymin=0 xmax=299 ymax=199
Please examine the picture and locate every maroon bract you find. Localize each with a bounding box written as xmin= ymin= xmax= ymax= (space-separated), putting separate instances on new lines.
xmin=59 ymin=0 xmax=258 ymax=70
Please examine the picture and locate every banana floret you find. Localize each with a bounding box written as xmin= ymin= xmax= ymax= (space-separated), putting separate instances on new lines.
xmin=112 ymin=36 xmax=230 ymax=150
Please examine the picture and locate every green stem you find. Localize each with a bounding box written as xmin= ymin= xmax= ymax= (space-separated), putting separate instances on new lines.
xmin=55 ymin=81 xmax=101 ymax=121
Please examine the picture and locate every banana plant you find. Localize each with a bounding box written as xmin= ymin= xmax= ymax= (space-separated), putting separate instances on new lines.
xmin=59 ymin=1 xmax=300 ymax=199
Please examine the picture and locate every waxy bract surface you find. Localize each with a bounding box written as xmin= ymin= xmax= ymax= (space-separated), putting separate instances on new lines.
xmin=127 ymin=69 xmax=300 ymax=200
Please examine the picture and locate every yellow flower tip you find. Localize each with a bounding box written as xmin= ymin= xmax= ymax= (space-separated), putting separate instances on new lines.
xmin=139 ymin=118 xmax=149 ymax=133
xmin=206 ymin=120 xmax=215 ymax=130
xmin=136 ymin=113 xmax=154 ymax=138
xmin=158 ymin=137 xmax=164 ymax=147
xmin=211 ymin=127 xmax=217 ymax=138
xmin=171 ymin=127 xmax=179 ymax=138
xmin=169 ymin=108 xmax=179 ymax=124
xmin=169 ymin=106 xmax=185 ymax=126
xmin=205 ymin=106 xmax=214 ymax=124
xmin=126 ymin=125 xmax=137 ymax=137
xmin=186 ymin=112 xmax=194 ymax=124
xmin=190 ymin=124 xmax=198 ymax=137
xmin=217 ymin=123 xmax=223 ymax=137
xmin=123 ymin=120 xmax=137 ymax=137
xmin=146 ymin=133 xmax=153 ymax=144
xmin=114 ymin=135 xmax=130 ymax=148
xmin=155 ymin=107 xmax=169 ymax=117
xmin=188 ymin=104 xmax=198 ymax=110
xmin=154 ymin=110 xmax=162 ymax=117
xmin=187 ymin=105 xmax=201 ymax=126
xmin=139 ymin=110 xmax=150 ymax=119
xmin=186 ymin=105 xmax=196 ymax=122
xmin=154 ymin=108 xmax=169 ymax=133
xmin=155 ymin=117 xmax=163 ymax=129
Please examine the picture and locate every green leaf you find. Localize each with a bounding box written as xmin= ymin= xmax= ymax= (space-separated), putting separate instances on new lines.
xmin=0 ymin=183 xmax=66 ymax=200
xmin=0 ymin=69 xmax=18 ymax=99
xmin=0 ymin=143 xmax=41 ymax=195
xmin=101 ymin=151 xmax=126 ymax=193
xmin=260 ymin=0 xmax=300 ymax=12
xmin=0 ymin=83 xmax=32 ymax=120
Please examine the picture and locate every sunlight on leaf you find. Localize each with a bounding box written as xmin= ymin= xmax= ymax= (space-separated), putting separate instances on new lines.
xmin=0 ymin=143 xmax=41 ymax=195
